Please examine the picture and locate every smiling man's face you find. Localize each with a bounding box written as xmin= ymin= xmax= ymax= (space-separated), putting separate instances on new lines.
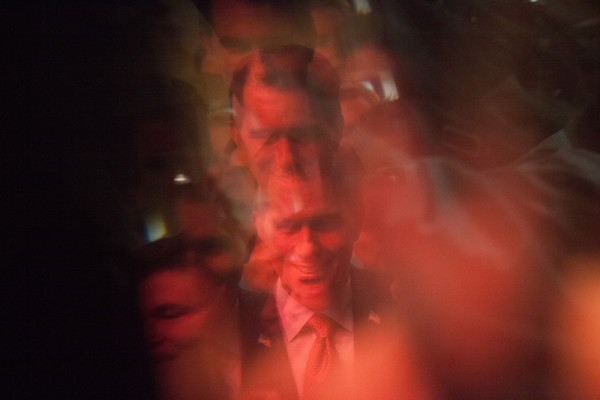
xmin=255 ymin=177 xmax=358 ymax=310
xmin=139 ymin=267 xmax=223 ymax=363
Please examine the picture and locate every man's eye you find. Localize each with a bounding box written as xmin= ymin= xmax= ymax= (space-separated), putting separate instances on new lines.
xmin=275 ymin=221 xmax=301 ymax=234
xmin=219 ymin=37 xmax=251 ymax=54
xmin=310 ymin=215 xmax=343 ymax=232
xmin=264 ymin=131 xmax=282 ymax=145
xmin=191 ymin=236 xmax=233 ymax=256
xmin=152 ymin=305 xmax=190 ymax=320
xmin=250 ymin=130 xmax=272 ymax=140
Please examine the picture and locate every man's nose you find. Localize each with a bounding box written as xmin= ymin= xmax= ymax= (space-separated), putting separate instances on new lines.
xmin=145 ymin=320 xmax=164 ymax=345
xmin=273 ymin=138 xmax=300 ymax=176
xmin=293 ymin=226 xmax=318 ymax=261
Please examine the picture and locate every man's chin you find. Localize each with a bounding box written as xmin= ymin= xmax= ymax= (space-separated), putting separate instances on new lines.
xmin=293 ymin=281 xmax=334 ymax=311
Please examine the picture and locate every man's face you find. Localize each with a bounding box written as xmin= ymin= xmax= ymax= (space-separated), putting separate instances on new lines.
xmin=233 ymin=85 xmax=334 ymax=183
xmin=255 ymin=178 xmax=358 ymax=311
xmin=211 ymin=0 xmax=311 ymax=74
xmin=176 ymin=199 xmax=247 ymax=276
xmin=139 ymin=267 xmax=225 ymax=363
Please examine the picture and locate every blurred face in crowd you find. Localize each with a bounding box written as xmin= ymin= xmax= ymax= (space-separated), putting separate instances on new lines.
xmin=139 ymin=199 xmax=245 ymax=363
xmin=139 ymin=266 xmax=225 ymax=363
xmin=231 ymin=84 xmax=335 ymax=183
xmin=176 ymin=198 xmax=247 ymax=276
xmin=255 ymin=177 xmax=359 ymax=311
xmin=210 ymin=0 xmax=313 ymax=75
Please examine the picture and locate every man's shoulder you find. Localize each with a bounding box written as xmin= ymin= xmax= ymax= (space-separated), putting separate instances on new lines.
xmin=351 ymin=266 xmax=392 ymax=303
xmin=350 ymin=266 xmax=397 ymax=325
xmin=238 ymin=289 xmax=299 ymax=399
xmin=238 ymin=289 xmax=281 ymax=348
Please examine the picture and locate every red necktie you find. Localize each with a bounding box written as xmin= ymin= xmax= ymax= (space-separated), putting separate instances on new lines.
xmin=303 ymin=313 xmax=340 ymax=400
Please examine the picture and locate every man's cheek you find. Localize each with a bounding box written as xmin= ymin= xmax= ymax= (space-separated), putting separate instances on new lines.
xmin=266 ymin=240 xmax=289 ymax=262
xmin=318 ymin=232 xmax=346 ymax=250
xmin=224 ymin=52 xmax=248 ymax=74
xmin=263 ymin=226 xmax=293 ymax=253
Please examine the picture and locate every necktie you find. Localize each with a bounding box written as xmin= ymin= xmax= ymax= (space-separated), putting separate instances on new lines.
xmin=303 ymin=313 xmax=340 ymax=400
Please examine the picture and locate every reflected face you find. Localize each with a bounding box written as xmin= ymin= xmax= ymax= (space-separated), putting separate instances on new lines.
xmin=233 ymin=86 xmax=334 ymax=183
xmin=176 ymin=199 xmax=246 ymax=276
xmin=255 ymin=178 xmax=357 ymax=310
xmin=139 ymin=268 xmax=223 ymax=362
xmin=211 ymin=0 xmax=310 ymax=74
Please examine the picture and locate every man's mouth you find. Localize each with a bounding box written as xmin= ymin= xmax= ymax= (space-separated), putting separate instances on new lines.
xmin=295 ymin=263 xmax=320 ymax=276
xmin=290 ymin=257 xmax=326 ymax=281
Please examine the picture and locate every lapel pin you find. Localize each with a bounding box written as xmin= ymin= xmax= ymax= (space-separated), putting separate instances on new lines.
xmin=369 ymin=310 xmax=381 ymax=325
xmin=258 ymin=333 xmax=272 ymax=348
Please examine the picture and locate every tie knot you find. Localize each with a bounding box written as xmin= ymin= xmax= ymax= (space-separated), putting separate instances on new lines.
xmin=306 ymin=313 xmax=335 ymax=339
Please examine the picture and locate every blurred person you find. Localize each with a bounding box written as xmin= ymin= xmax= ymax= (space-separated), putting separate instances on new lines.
xmin=228 ymin=45 xmax=345 ymax=184
xmin=309 ymin=0 xmax=353 ymax=72
xmin=119 ymin=74 xmax=211 ymax=245
xmin=336 ymin=12 xmax=406 ymax=102
xmin=341 ymin=98 xmax=432 ymax=270
xmin=193 ymin=0 xmax=317 ymax=164
xmin=134 ymin=188 xmax=249 ymax=400
xmin=338 ymin=83 xmax=380 ymax=136
xmin=224 ymin=45 xmax=354 ymax=291
xmin=359 ymin=126 xmax=600 ymax=399
xmin=239 ymin=169 xmax=435 ymax=399
xmin=552 ymin=254 xmax=600 ymax=400
xmin=196 ymin=0 xmax=316 ymax=79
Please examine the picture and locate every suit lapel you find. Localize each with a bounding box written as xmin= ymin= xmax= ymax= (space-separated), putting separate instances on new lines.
xmin=240 ymin=291 xmax=299 ymax=400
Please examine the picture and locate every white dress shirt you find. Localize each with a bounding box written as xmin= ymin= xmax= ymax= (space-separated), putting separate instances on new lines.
xmin=274 ymin=278 xmax=354 ymax=398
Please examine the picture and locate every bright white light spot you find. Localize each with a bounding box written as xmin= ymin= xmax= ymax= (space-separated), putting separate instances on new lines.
xmin=174 ymin=173 xmax=191 ymax=184
xmin=380 ymin=71 xmax=400 ymax=101
xmin=361 ymin=80 xmax=375 ymax=93
xmin=145 ymin=214 xmax=166 ymax=242
xmin=353 ymin=0 xmax=371 ymax=14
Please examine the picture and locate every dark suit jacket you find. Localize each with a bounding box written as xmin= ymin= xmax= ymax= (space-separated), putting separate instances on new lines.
xmin=238 ymin=267 xmax=399 ymax=400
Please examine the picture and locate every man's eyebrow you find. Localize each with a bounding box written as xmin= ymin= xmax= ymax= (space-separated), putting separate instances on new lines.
xmin=274 ymin=218 xmax=300 ymax=229
xmin=153 ymin=303 xmax=185 ymax=311
xmin=309 ymin=213 xmax=343 ymax=229
xmin=151 ymin=303 xmax=191 ymax=317
xmin=249 ymin=128 xmax=273 ymax=139
xmin=219 ymin=36 xmax=251 ymax=49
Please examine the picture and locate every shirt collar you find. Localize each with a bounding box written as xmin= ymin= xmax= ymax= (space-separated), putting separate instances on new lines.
xmin=275 ymin=277 xmax=353 ymax=342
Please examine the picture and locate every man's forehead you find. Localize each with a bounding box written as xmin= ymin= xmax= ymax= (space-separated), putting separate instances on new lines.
xmin=142 ymin=268 xmax=199 ymax=297
xmin=260 ymin=177 xmax=338 ymax=216
xmin=242 ymin=84 xmax=314 ymax=126
xmin=212 ymin=1 xmax=301 ymax=43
